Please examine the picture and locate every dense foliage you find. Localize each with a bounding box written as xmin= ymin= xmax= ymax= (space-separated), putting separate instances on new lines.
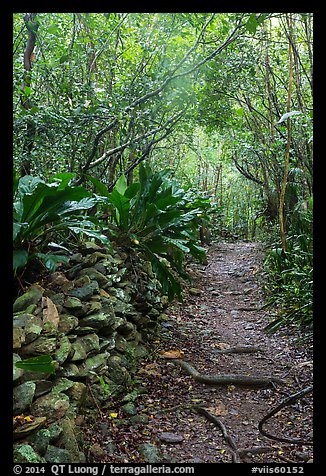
xmin=13 ymin=12 xmax=313 ymax=331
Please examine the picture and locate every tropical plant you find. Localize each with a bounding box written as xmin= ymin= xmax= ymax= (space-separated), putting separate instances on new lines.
xmin=87 ymin=164 xmax=212 ymax=300
xmin=263 ymin=199 xmax=313 ymax=332
xmin=13 ymin=172 xmax=110 ymax=274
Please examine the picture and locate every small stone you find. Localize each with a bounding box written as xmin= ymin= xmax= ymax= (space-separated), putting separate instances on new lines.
xmin=158 ymin=432 xmax=184 ymax=443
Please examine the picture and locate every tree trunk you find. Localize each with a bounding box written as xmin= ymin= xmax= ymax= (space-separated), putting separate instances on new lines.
xmin=279 ymin=14 xmax=294 ymax=253
xmin=20 ymin=13 xmax=39 ymax=177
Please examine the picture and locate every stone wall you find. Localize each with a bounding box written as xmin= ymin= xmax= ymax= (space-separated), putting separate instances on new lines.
xmin=13 ymin=243 xmax=168 ymax=463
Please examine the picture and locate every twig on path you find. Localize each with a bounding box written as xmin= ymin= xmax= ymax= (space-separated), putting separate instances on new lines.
xmin=258 ymin=386 xmax=313 ymax=445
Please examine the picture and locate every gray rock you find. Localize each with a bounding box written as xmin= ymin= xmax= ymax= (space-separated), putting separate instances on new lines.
xmin=34 ymin=380 xmax=53 ymax=398
xmin=63 ymin=296 xmax=84 ymax=310
xmin=58 ymin=314 xmax=79 ymax=334
xmin=59 ymin=363 xmax=80 ymax=379
xmin=51 ymin=378 xmax=75 ymax=395
xmin=79 ymin=313 xmax=124 ymax=336
xmin=66 ymin=381 xmax=87 ymax=403
xmin=45 ymin=445 xmax=72 ymax=463
xmin=20 ymin=336 xmax=57 ymax=357
xmin=138 ymin=443 xmax=161 ymax=463
xmin=79 ymin=267 xmax=109 ymax=286
xmin=54 ymin=336 xmax=72 ymax=364
xmin=78 ymin=352 xmax=110 ymax=377
xmin=13 ymin=353 xmax=24 ymax=382
xmin=106 ymin=355 xmax=131 ymax=385
xmin=58 ymin=416 xmax=84 ymax=462
xmin=13 ymin=381 xmax=36 ymax=414
xmin=13 ymin=303 xmax=37 ymax=316
xmin=31 ymin=392 xmax=70 ymax=422
xmin=117 ymin=321 xmax=136 ymax=336
xmin=13 ymin=444 xmax=46 ymax=463
xmin=50 ymin=293 xmax=65 ymax=307
xmin=99 ymin=335 xmax=116 ymax=351
xmin=67 ymin=280 xmax=99 ymax=300
xmin=13 ymin=327 xmax=25 ymax=349
xmin=13 ymin=284 xmax=44 ymax=312
xmin=115 ymin=335 xmax=128 ymax=353
xmin=74 ymin=275 xmax=91 ymax=287
xmin=29 ymin=423 xmax=62 ymax=455
xmin=70 ymin=341 xmax=87 ymax=361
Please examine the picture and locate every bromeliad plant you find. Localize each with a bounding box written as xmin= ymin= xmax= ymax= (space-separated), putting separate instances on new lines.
xmin=88 ymin=164 xmax=213 ymax=300
xmin=13 ymin=172 xmax=110 ymax=275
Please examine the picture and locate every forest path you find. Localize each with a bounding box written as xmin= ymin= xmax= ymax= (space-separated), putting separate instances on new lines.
xmin=87 ymin=241 xmax=313 ymax=464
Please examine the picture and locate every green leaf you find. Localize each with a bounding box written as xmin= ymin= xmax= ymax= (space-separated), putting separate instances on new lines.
xmin=35 ymin=253 xmax=70 ymax=272
xmin=13 ymin=249 xmax=29 ymax=271
xmin=30 ymin=105 xmax=39 ymax=114
xmin=59 ymin=54 xmax=70 ymax=64
xmin=245 ymin=14 xmax=258 ymax=34
xmin=15 ymin=355 xmax=56 ymax=374
xmin=114 ymin=174 xmax=128 ymax=195
xmin=86 ymin=174 xmax=111 ymax=198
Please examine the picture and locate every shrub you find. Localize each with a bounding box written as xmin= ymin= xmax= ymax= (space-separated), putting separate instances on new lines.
xmin=87 ymin=164 xmax=212 ymax=300
xmin=13 ymin=172 xmax=110 ymax=274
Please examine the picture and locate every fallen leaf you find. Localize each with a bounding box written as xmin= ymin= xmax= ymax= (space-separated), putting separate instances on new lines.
xmin=214 ymin=342 xmax=230 ymax=350
xmin=42 ymin=297 xmax=59 ymax=328
xmin=207 ymin=401 xmax=228 ymax=416
xmin=160 ymin=349 xmax=185 ymax=359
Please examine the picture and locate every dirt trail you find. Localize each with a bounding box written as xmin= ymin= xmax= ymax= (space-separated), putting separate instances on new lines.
xmin=86 ymin=241 xmax=313 ymax=464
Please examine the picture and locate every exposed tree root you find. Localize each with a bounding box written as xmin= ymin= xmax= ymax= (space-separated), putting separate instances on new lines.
xmin=258 ymin=386 xmax=313 ymax=445
xmin=157 ymin=403 xmax=275 ymax=463
xmin=172 ymin=359 xmax=286 ymax=387
xmin=193 ymin=406 xmax=241 ymax=463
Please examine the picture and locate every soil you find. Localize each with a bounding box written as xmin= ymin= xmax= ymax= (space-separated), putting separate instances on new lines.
xmin=83 ymin=241 xmax=313 ymax=464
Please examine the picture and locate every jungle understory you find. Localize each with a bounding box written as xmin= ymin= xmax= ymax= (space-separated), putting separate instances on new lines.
xmin=81 ymin=241 xmax=313 ymax=464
